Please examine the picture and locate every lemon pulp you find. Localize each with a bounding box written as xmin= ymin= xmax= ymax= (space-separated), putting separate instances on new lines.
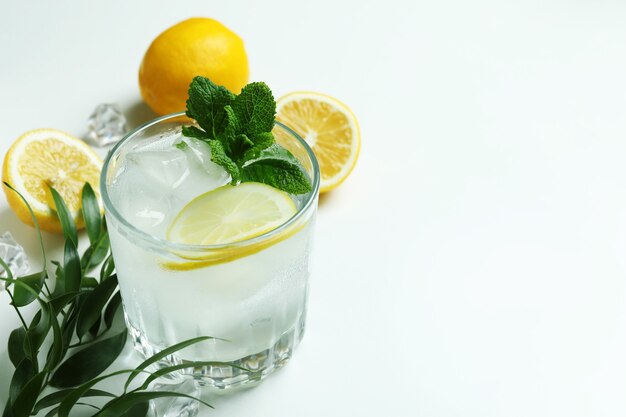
xmin=166 ymin=182 xmax=297 ymax=246
xmin=276 ymin=91 xmax=360 ymax=193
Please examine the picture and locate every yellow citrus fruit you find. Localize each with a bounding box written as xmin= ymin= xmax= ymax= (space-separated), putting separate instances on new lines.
xmin=167 ymin=182 xmax=296 ymax=246
xmin=2 ymin=129 xmax=103 ymax=233
xmin=276 ymin=92 xmax=360 ymax=193
xmin=162 ymin=183 xmax=305 ymax=271
xmin=139 ymin=17 xmax=249 ymax=115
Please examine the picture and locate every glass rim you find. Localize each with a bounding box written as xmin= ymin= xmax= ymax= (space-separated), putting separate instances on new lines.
xmin=100 ymin=111 xmax=320 ymax=252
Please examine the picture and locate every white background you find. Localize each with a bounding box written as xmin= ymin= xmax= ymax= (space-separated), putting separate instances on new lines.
xmin=2 ymin=0 xmax=626 ymax=416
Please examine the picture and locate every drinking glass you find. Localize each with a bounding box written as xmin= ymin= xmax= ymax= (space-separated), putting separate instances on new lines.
xmin=101 ymin=113 xmax=320 ymax=388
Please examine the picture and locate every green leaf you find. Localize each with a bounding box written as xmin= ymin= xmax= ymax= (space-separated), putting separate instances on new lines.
xmin=242 ymin=131 xmax=275 ymax=160
xmin=100 ymin=254 xmax=115 ymax=282
xmin=8 ymin=327 xmax=27 ymax=367
xmin=45 ymin=304 xmax=64 ymax=371
xmin=186 ymin=76 xmax=235 ymax=137
xmin=0 ymin=256 xmax=13 ymax=280
xmin=48 ymin=186 xmax=78 ymax=246
xmin=181 ymin=126 xmax=211 ymax=141
xmin=104 ymin=291 xmax=122 ymax=330
xmin=124 ymin=336 xmax=214 ymax=391
xmin=231 ymin=82 xmax=276 ymax=136
xmin=8 ymin=359 xmax=34 ymax=405
xmin=3 ymin=403 xmax=14 ymax=417
xmin=81 ymin=277 xmax=99 ymax=288
xmin=242 ymin=132 xmax=275 ymax=165
xmin=98 ymin=392 xmax=211 ymax=417
xmin=50 ymin=260 xmax=63 ymax=293
xmin=59 ymin=314 xmax=78 ymax=364
xmin=208 ymin=140 xmax=241 ymax=184
xmin=3 ymin=182 xmax=47 ymax=265
xmin=34 ymin=389 xmax=115 ymax=414
xmin=175 ymin=140 xmax=189 ymax=151
xmin=119 ymin=401 xmax=149 ymax=417
xmin=136 ymin=360 xmax=247 ymax=391
xmin=57 ymin=369 xmax=135 ymax=417
xmin=89 ymin=315 xmax=102 ymax=338
xmin=208 ymin=103 xmax=254 ymax=161
xmin=76 ymin=275 xmax=118 ymax=339
xmin=81 ymin=232 xmax=110 ymax=272
xmin=251 ymin=131 xmax=276 ymax=146
xmin=11 ymin=371 xmax=45 ymax=417
xmin=49 ymin=291 xmax=81 ymax=315
xmin=25 ymin=307 xmax=50 ymax=358
xmin=0 ymin=261 xmax=42 ymax=305
xmin=222 ymin=105 xmax=242 ymax=140
xmin=49 ymin=329 xmax=127 ymax=388
xmin=241 ymin=144 xmax=312 ymax=194
xmin=43 ymin=406 xmax=59 ymax=417
xmin=229 ymin=134 xmax=254 ymax=162
xmin=12 ymin=270 xmax=46 ymax=307
xmin=182 ymin=78 xmax=314 ymax=195
xmin=81 ymin=183 xmax=101 ymax=244
xmin=63 ymin=240 xmax=81 ymax=294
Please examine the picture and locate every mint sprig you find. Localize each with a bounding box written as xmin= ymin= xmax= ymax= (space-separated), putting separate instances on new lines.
xmin=183 ymin=76 xmax=312 ymax=195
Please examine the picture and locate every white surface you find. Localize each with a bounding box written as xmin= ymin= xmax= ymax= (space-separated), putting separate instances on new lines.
xmin=2 ymin=0 xmax=626 ymax=416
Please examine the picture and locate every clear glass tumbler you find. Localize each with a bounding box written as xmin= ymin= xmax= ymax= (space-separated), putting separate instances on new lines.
xmin=101 ymin=113 xmax=320 ymax=388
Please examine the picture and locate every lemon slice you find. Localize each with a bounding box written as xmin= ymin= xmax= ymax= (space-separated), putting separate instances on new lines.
xmin=2 ymin=129 xmax=102 ymax=233
xmin=276 ymin=91 xmax=360 ymax=193
xmin=167 ymin=182 xmax=297 ymax=246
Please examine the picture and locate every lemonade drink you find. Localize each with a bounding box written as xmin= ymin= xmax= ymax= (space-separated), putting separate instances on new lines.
xmin=101 ymin=114 xmax=319 ymax=388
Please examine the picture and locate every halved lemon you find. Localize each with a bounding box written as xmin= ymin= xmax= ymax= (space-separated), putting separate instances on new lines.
xmin=167 ymin=182 xmax=296 ymax=246
xmin=276 ymin=91 xmax=360 ymax=193
xmin=2 ymin=129 xmax=103 ymax=233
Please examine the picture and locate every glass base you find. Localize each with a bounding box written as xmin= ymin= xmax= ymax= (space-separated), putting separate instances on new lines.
xmin=126 ymin=316 xmax=305 ymax=389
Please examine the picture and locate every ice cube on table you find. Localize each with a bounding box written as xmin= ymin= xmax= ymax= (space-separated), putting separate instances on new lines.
xmin=0 ymin=232 xmax=30 ymax=290
xmin=86 ymin=103 xmax=128 ymax=147
xmin=150 ymin=376 xmax=201 ymax=417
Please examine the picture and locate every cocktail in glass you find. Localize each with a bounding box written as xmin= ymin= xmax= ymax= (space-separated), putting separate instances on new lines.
xmin=101 ymin=113 xmax=319 ymax=388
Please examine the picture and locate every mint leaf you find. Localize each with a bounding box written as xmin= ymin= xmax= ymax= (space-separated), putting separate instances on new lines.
xmin=221 ymin=105 xmax=241 ymax=140
xmin=184 ymin=76 xmax=312 ymax=194
xmin=243 ymin=132 xmax=275 ymax=160
xmin=241 ymin=144 xmax=312 ymax=194
xmin=186 ymin=77 xmax=235 ymax=137
xmin=231 ymin=82 xmax=276 ymax=136
xmin=230 ymin=134 xmax=254 ymax=160
xmin=216 ymin=105 xmax=250 ymax=158
xmin=251 ymin=131 xmax=275 ymax=147
xmin=175 ymin=141 xmax=188 ymax=151
xmin=181 ymin=126 xmax=211 ymax=141
xmin=208 ymin=140 xmax=241 ymax=184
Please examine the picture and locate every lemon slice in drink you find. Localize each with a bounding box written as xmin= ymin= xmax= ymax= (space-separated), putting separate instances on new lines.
xmin=167 ymin=182 xmax=297 ymax=246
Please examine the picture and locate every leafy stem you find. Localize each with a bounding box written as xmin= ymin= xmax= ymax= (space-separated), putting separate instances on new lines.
xmin=1 ymin=276 xmax=29 ymax=331
xmin=67 ymin=330 xmax=109 ymax=349
xmin=3 ymin=285 xmax=38 ymax=368
xmin=2 ymin=182 xmax=218 ymax=417
xmin=3 ymin=181 xmax=53 ymax=298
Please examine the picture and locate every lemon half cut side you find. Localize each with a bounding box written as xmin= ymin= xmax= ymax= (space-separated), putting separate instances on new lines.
xmin=276 ymin=91 xmax=360 ymax=193
xmin=2 ymin=129 xmax=102 ymax=233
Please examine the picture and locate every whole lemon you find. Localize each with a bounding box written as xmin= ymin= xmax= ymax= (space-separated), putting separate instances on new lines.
xmin=139 ymin=18 xmax=249 ymax=115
